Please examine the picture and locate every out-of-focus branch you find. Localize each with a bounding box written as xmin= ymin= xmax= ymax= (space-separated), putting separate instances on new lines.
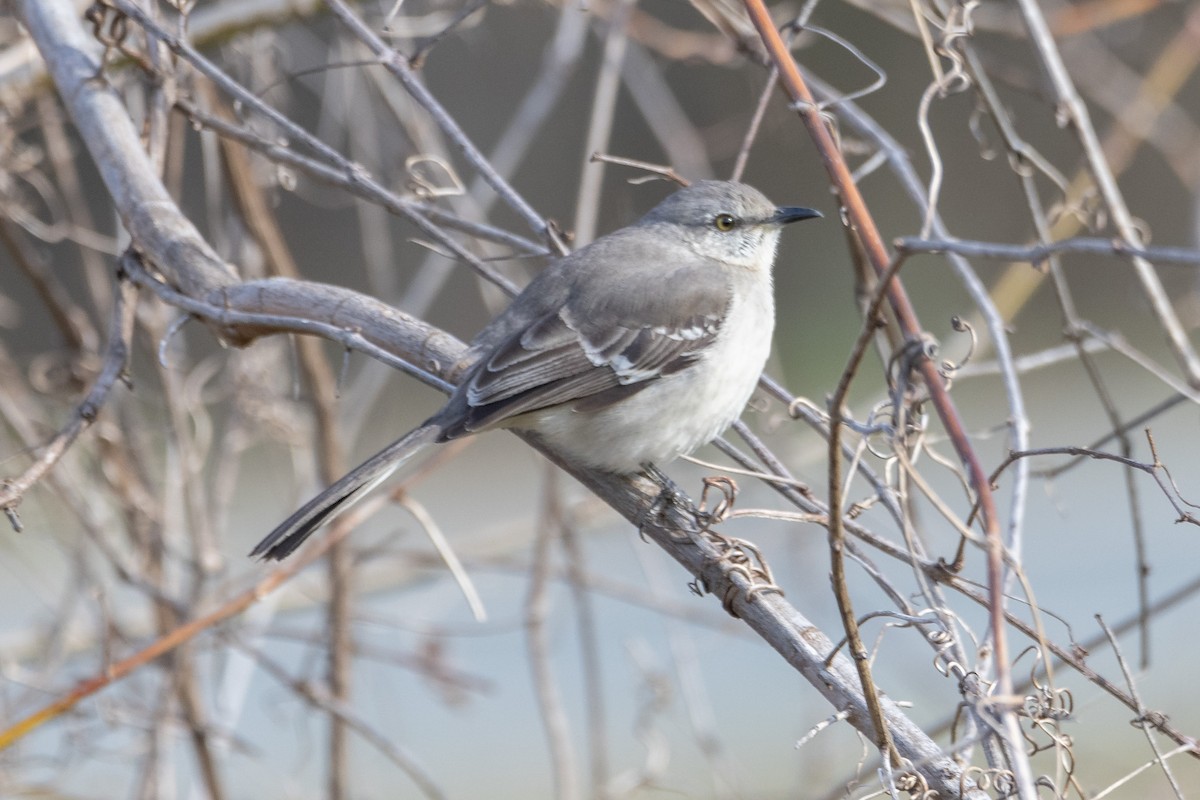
xmin=240 ymin=642 xmax=447 ymax=799
xmin=0 ymin=0 xmax=331 ymax=99
xmin=980 ymin=1 xmax=1200 ymax=328
xmin=209 ymin=83 xmax=354 ymax=798
xmin=172 ymin=96 xmax=534 ymax=288
xmin=0 ymin=461 xmax=406 ymax=754
xmin=1012 ymin=0 xmax=1200 ymax=386
xmin=896 ymin=235 xmax=1200 ymax=266
xmin=322 ymin=0 xmax=563 ymax=252
xmin=0 ymin=274 xmax=136 ymax=523
xmin=0 ymin=218 xmax=96 ymax=352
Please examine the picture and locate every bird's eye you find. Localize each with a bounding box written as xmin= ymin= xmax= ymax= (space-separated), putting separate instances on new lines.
xmin=713 ymin=213 xmax=737 ymax=231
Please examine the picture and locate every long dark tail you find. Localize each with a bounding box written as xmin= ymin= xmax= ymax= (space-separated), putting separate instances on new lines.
xmin=250 ymin=424 xmax=441 ymax=561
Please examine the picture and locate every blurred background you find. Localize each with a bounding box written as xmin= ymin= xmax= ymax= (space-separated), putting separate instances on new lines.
xmin=2 ymin=0 xmax=1200 ymax=797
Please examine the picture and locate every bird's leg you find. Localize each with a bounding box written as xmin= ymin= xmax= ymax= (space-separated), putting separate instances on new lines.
xmin=639 ymin=463 xmax=706 ymax=534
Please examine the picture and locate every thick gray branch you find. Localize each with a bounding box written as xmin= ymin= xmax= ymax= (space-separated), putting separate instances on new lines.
xmin=17 ymin=0 xmax=235 ymax=298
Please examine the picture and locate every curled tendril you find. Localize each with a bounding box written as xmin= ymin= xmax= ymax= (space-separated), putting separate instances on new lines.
xmin=782 ymin=21 xmax=889 ymax=112
xmin=85 ymin=0 xmax=154 ymax=74
xmin=700 ymin=530 xmax=783 ymax=615
xmin=961 ymin=764 xmax=1019 ymax=796
xmin=404 ymin=155 xmax=465 ymax=200
xmin=887 ymin=334 xmax=938 ymax=395
xmin=698 ymin=476 xmax=737 ymax=526
xmin=968 ymin=100 xmax=998 ymax=161
xmin=862 ymin=399 xmax=901 ymax=460
xmin=672 ymin=478 xmax=784 ymax=614
xmin=885 ymin=758 xmax=940 ymax=799
xmin=939 ymin=316 xmax=977 ymax=381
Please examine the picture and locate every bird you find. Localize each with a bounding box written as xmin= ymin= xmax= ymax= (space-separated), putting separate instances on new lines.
xmin=251 ymin=180 xmax=820 ymax=560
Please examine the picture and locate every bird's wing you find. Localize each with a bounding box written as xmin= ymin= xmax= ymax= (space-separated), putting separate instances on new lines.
xmin=439 ymin=256 xmax=731 ymax=438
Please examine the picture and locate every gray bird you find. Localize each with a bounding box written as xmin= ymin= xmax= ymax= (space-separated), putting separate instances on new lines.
xmin=251 ymin=180 xmax=820 ymax=560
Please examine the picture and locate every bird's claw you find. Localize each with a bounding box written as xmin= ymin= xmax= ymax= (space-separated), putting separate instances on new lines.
xmin=638 ymin=463 xmax=705 ymax=536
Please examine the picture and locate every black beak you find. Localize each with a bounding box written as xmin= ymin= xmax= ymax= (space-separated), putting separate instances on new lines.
xmin=771 ymin=206 xmax=822 ymax=225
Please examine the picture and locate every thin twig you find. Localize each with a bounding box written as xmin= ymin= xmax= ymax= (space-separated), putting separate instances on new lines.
xmin=170 ymin=98 xmax=524 ymax=296
xmin=896 ymin=235 xmax=1200 ymax=266
xmin=826 ymin=252 xmax=909 ymax=769
xmin=0 ymin=271 xmax=136 ymax=519
xmin=0 ymin=485 xmax=386 ymax=751
xmin=1012 ymin=0 xmax=1200 ymax=386
xmin=239 ymin=642 xmax=447 ymax=799
xmin=1095 ymin=615 xmax=1185 ymax=799
xmin=574 ymin=0 xmax=634 ymax=247
xmin=731 ymin=67 xmax=777 ymax=182
xmin=527 ymin=466 xmax=582 ymax=800
xmin=322 ymin=0 xmax=563 ymax=253
xmin=558 ymin=473 xmax=612 ymax=797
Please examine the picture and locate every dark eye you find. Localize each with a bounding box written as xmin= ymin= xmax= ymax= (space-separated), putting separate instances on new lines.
xmin=713 ymin=213 xmax=737 ymax=231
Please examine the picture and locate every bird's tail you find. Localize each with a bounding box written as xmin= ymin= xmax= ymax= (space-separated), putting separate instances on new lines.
xmin=250 ymin=423 xmax=441 ymax=561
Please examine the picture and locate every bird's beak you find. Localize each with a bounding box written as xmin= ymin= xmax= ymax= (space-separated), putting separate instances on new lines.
xmin=770 ymin=206 xmax=822 ymax=225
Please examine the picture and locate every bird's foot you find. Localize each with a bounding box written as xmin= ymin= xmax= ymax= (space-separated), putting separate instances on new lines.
xmin=639 ymin=463 xmax=717 ymax=539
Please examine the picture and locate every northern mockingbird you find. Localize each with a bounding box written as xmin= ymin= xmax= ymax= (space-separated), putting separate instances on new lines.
xmin=252 ymin=180 xmax=820 ymax=560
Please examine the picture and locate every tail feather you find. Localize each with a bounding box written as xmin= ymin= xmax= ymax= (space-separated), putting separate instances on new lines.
xmin=250 ymin=424 xmax=440 ymax=561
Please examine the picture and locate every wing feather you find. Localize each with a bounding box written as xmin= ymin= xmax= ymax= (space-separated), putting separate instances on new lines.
xmin=437 ymin=239 xmax=734 ymax=440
